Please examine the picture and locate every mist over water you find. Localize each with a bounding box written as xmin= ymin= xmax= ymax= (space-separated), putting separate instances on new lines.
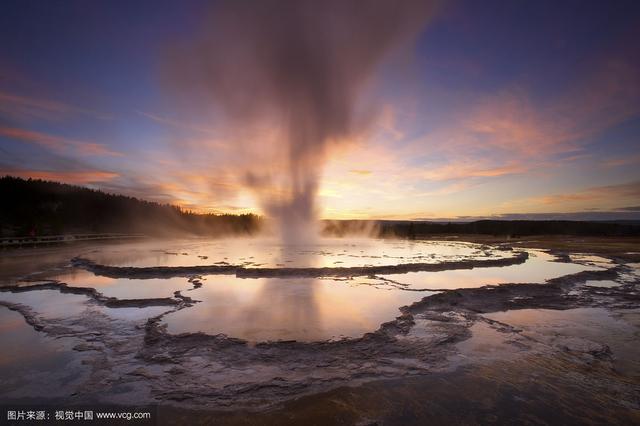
xmin=168 ymin=0 xmax=435 ymax=243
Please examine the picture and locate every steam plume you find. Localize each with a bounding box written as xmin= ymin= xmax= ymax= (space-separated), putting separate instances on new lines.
xmin=169 ymin=0 xmax=435 ymax=243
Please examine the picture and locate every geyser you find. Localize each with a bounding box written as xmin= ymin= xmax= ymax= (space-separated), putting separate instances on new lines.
xmin=170 ymin=0 xmax=435 ymax=243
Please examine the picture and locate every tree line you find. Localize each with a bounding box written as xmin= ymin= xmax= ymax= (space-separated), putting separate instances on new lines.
xmin=2 ymin=176 xmax=638 ymax=238
xmin=0 ymin=176 xmax=261 ymax=237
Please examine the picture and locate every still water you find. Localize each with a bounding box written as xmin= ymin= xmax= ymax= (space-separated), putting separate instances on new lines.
xmin=0 ymin=238 xmax=604 ymax=342
xmin=78 ymin=238 xmax=508 ymax=268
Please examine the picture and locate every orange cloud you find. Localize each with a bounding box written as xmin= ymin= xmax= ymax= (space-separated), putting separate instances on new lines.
xmin=417 ymin=88 xmax=583 ymax=162
xmin=491 ymin=181 xmax=640 ymax=215
xmin=0 ymin=126 xmax=66 ymax=150
xmin=1 ymin=169 xmax=118 ymax=184
xmin=421 ymin=161 xmax=527 ymax=181
xmin=349 ymin=169 xmax=372 ymax=175
xmin=102 ymin=168 xmax=254 ymax=215
xmin=417 ymin=181 xmax=474 ymax=197
xmin=0 ymin=126 xmax=123 ymax=157
xmin=537 ymin=181 xmax=640 ymax=206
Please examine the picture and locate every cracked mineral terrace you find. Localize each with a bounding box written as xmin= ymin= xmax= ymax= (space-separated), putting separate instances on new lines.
xmin=0 ymin=238 xmax=638 ymax=423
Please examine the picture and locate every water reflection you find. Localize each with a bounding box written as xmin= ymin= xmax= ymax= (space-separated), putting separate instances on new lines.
xmin=47 ymin=269 xmax=193 ymax=299
xmin=0 ymin=307 xmax=90 ymax=398
xmin=484 ymin=308 xmax=640 ymax=375
xmin=240 ymin=247 xmax=322 ymax=340
xmin=0 ymin=290 xmax=89 ymax=319
xmin=238 ymin=278 xmax=322 ymax=341
xmin=378 ymin=251 xmax=598 ymax=290
xmin=163 ymin=275 xmax=435 ymax=341
xmin=0 ymin=243 xmax=612 ymax=343
xmin=82 ymin=238 xmax=506 ymax=269
xmin=165 ymin=248 xmax=325 ymax=341
xmin=163 ymin=248 xmax=436 ymax=341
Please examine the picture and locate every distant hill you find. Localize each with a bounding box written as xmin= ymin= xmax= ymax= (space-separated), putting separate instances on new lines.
xmin=0 ymin=176 xmax=261 ymax=237
xmin=325 ymin=219 xmax=640 ymax=238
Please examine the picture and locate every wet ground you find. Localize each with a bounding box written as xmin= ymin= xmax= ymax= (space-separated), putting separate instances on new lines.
xmin=0 ymin=237 xmax=638 ymax=424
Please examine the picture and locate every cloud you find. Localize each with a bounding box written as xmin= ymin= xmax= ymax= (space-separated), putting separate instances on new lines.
xmin=536 ymin=181 xmax=640 ymax=206
xmin=0 ymin=91 xmax=111 ymax=121
xmin=273 ymin=48 xmax=640 ymax=218
xmin=89 ymin=167 xmax=252 ymax=214
xmin=420 ymin=161 xmax=526 ymax=181
xmin=402 ymin=36 xmax=640 ymax=186
xmin=0 ymin=126 xmax=123 ymax=157
xmin=1 ymin=168 xmax=118 ymax=184
xmin=489 ymin=180 xmax=640 ymax=216
xmin=136 ymin=111 xmax=218 ymax=135
xmin=349 ymin=169 xmax=372 ymax=175
xmin=601 ymin=154 xmax=640 ymax=168
xmin=417 ymin=181 xmax=474 ymax=197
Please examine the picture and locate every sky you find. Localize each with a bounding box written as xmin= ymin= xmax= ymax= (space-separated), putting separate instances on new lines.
xmin=1 ymin=0 xmax=639 ymax=221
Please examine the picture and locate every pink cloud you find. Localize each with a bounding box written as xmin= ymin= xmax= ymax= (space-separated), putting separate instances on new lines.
xmin=601 ymin=154 xmax=640 ymax=168
xmin=0 ymin=126 xmax=123 ymax=157
xmin=539 ymin=181 xmax=640 ymax=205
xmin=0 ymin=91 xmax=111 ymax=121
xmin=1 ymin=168 xmax=119 ymax=184
xmin=420 ymin=161 xmax=527 ymax=181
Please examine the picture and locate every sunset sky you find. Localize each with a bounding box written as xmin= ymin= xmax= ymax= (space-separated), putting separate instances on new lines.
xmin=1 ymin=0 xmax=639 ymax=220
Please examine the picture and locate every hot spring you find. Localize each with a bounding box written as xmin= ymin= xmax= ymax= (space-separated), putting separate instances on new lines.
xmin=1 ymin=236 xmax=637 ymax=411
xmin=1 ymin=237 xmax=601 ymax=342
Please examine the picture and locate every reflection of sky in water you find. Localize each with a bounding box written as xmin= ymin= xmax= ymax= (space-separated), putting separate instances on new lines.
xmin=82 ymin=238 xmax=507 ymax=268
xmin=485 ymin=308 xmax=640 ymax=375
xmin=377 ymin=251 xmax=600 ymax=290
xmin=162 ymin=276 xmax=437 ymax=342
xmin=0 ymin=290 xmax=88 ymax=319
xmin=0 ymin=307 xmax=90 ymax=398
xmin=0 ymin=242 xmax=626 ymax=344
xmin=159 ymin=251 xmax=601 ymax=341
xmin=0 ymin=285 xmax=173 ymax=323
xmin=153 ymin=240 xmax=439 ymax=341
xmin=48 ymin=269 xmax=193 ymax=299
xmin=0 ymin=308 xmax=66 ymax=371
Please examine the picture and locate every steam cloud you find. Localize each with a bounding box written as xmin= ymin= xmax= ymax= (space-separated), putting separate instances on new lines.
xmin=169 ymin=0 xmax=434 ymax=243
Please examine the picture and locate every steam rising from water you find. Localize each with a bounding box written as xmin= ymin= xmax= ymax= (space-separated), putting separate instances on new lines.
xmin=170 ymin=0 xmax=434 ymax=243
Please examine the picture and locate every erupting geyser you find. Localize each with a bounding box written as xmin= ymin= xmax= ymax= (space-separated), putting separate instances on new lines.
xmin=169 ymin=0 xmax=435 ymax=243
